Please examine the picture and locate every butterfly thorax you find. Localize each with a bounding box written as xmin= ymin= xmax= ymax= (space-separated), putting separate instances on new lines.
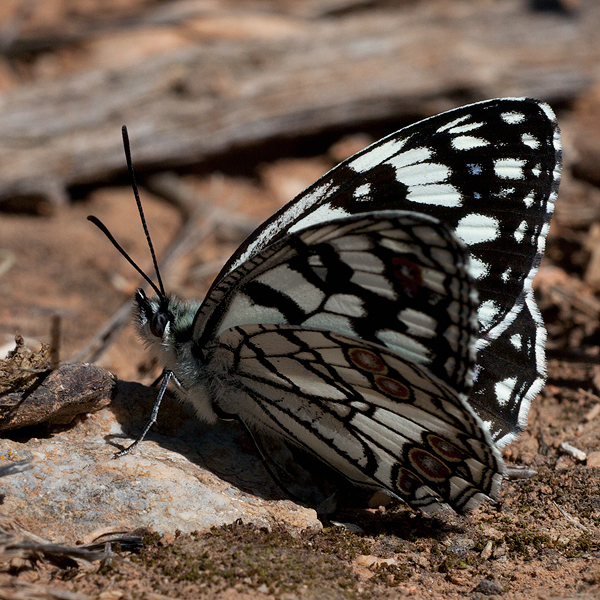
xmin=133 ymin=289 xmax=219 ymax=411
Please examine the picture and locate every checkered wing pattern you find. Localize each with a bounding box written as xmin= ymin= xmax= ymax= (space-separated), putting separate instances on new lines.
xmin=195 ymin=212 xmax=504 ymax=512
xmin=210 ymin=98 xmax=561 ymax=445
xmin=210 ymin=325 xmax=504 ymax=513
xmin=128 ymin=98 xmax=561 ymax=513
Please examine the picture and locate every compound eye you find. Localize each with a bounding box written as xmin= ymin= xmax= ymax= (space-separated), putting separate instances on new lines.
xmin=150 ymin=312 xmax=169 ymax=338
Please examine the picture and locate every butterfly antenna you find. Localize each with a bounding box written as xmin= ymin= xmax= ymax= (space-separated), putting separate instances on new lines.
xmin=87 ymin=215 xmax=163 ymax=298
xmin=121 ymin=125 xmax=167 ymax=298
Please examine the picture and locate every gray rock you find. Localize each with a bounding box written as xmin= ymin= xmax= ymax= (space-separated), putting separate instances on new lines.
xmin=473 ymin=579 xmax=505 ymax=595
xmin=0 ymin=380 xmax=321 ymax=542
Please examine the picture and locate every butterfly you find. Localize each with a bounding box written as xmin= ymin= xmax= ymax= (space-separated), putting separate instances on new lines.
xmin=90 ymin=97 xmax=560 ymax=514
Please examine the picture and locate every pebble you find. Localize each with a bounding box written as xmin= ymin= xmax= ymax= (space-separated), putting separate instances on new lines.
xmin=473 ymin=579 xmax=505 ymax=595
xmin=559 ymin=441 xmax=587 ymax=462
xmin=587 ymin=451 xmax=600 ymax=468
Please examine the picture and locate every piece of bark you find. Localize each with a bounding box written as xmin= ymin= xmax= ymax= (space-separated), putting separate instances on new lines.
xmin=0 ymin=363 xmax=116 ymax=431
xmin=0 ymin=0 xmax=596 ymax=205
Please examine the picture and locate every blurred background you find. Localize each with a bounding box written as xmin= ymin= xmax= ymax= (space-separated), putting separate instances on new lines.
xmin=0 ymin=0 xmax=598 ymax=384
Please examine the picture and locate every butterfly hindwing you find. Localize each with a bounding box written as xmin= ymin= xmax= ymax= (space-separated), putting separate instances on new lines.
xmin=195 ymin=211 xmax=477 ymax=394
xmin=189 ymin=211 xmax=507 ymax=513
xmin=208 ymin=325 xmax=504 ymax=513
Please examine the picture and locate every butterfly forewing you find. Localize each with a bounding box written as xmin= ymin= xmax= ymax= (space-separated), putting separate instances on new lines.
xmin=195 ymin=211 xmax=478 ymax=395
xmin=471 ymin=290 xmax=544 ymax=439
xmin=204 ymin=98 xmax=560 ymax=444
xmin=208 ymin=325 xmax=504 ymax=513
xmin=222 ymin=98 xmax=558 ymax=315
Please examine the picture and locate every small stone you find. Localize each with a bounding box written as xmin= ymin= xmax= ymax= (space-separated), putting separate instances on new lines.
xmin=559 ymin=441 xmax=587 ymax=462
xmin=480 ymin=525 xmax=503 ymax=541
xmin=583 ymin=403 xmax=600 ymax=422
xmin=473 ymin=579 xmax=505 ymax=595
xmin=446 ymin=573 xmax=470 ymax=585
xmin=586 ymin=450 xmax=600 ymax=468
xmin=354 ymin=555 xmax=397 ymax=568
xmin=555 ymin=455 xmax=574 ymax=471
xmin=446 ymin=537 xmax=475 ymax=556
xmin=353 ymin=565 xmax=375 ymax=582
xmin=98 ymin=592 xmax=123 ymax=600
xmin=355 ymin=555 xmax=377 ymax=568
xmin=9 ymin=557 xmax=30 ymax=570
xmin=480 ymin=540 xmax=493 ymax=560
xmin=414 ymin=554 xmax=430 ymax=568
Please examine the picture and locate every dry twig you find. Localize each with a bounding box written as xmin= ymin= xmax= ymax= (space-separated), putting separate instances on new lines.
xmin=551 ymin=501 xmax=590 ymax=533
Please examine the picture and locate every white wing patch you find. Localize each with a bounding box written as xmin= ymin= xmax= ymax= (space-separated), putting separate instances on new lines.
xmin=324 ymin=294 xmax=366 ymax=317
xmin=218 ymin=294 xmax=287 ymax=335
xmin=514 ymin=220 xmax=528 ymax=243
xmin=510 ymin=333 xmax=522 ymax=350
xmin=289 ymin=204 xmax=349 ymax=235
xmin=469 ymin=256 xmax=490 ymax=280
xmin=501 ymin=111 xmax=525 ymax=124
xmin=446 ymin=121 xmax=484 ymax=134
xmin=353 ymin=183 xmax=372 ymax=199
xmin=256 ymin=265 xmax=325 ymax=312
xmin=375 ymin=329 xmax=430 ymax=363
xmin=523 ymin=191 xmax=535 ymax=208
xmin=348 ymin=137 xmax=408 ymax=173
xmin=389 ymin=161 xmax=450 ymax=187
xmin=451 ymin=136 xmax=489 ymax=151
xmin=521 ymin=133 xmax=539 ymax=149
xmin=407 ymin=184 xmax=462 ymax=207
xmin=494 ymin=377 xmax=518 ymax=407
xmin=478 ymin=299 xmax=501 ymax=330
xmin=398 ymin=308 xmax=437 ymax=339
xmin=494 ymin=158 xmax=527 ymax=180
xmin=455 ymin=214 xmax=500 ymax=246
xmin=436 ymin=114 xmax=471 ymax=132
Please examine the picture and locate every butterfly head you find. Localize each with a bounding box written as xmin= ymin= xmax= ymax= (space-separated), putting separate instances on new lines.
xmin=133 ymin=289 xmax=200 ymax=364
xmin=134 ymin=288 xmax=173 ymax=339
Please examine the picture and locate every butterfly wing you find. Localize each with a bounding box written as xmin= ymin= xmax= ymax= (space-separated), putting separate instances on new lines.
xmin=201 ymin=98 xmax=561 ymax=444
xmin=471 ymin=291 xmax=544 ymax=440
xmin=207 ymin=325 xmax=505 ymax=513
xmin=188 ymin=212 xmax=504 ymax=512
xmin=194 ymin=211 xmax=477 ymax=395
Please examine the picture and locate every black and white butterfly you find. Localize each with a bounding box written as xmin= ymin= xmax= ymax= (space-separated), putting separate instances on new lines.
xmin=91 ymin=97 xmax=560 ymax=514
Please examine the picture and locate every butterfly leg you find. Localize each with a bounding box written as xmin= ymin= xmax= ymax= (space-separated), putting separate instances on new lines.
xmin=113 ymin=369 xmax=173 ymax=458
